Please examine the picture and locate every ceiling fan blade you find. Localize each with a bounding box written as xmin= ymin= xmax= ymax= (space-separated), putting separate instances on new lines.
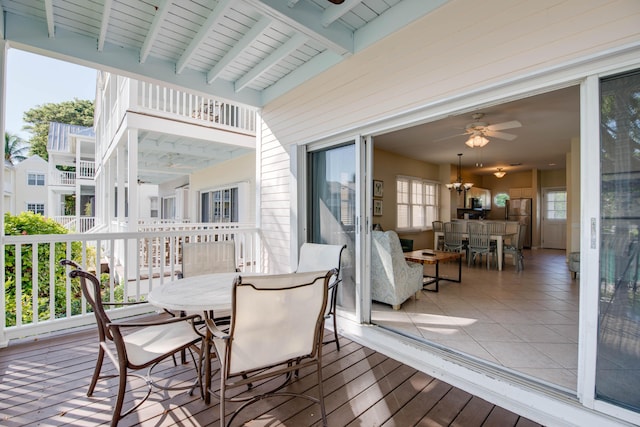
xmin=486 ymin=130 xmax=517 ymax=141
xmin=487 ymin=120 xmax=522 ymax=131
xmin=432 ymin=132 xmax=467 ymax=142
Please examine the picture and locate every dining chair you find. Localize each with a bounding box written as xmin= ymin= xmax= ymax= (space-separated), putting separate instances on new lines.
xmin=503 ymin=223 xmax=527 ymax=271
xmin=206 ymin=270 xmax=334 ymax=427
xmin=443 ymin=222 xmax=467 ymax=257
xmin=432 ymin=220 xmax=444 ymax=250
xmin=467 ymin=222 xmax=495 ymax=269
xmin=296 ymin=242 xmax=346 ymax=350
xmin=181 ymin=240 xmax=237 ymax=278
xmin=485 ymin=221 xmax=506 ymax=251
xmin=60 ymin=260 xmax=202 ymax=427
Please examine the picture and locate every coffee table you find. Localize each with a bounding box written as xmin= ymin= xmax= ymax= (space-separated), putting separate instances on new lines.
xmin=404 ymin=249 xmax=463 ymax=292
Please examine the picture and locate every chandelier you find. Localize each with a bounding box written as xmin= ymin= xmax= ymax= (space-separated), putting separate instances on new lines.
xmin=465 ymin=132 xmax=489 ymax=148
xmin=446 ymin=153 xmax=473 ymax=193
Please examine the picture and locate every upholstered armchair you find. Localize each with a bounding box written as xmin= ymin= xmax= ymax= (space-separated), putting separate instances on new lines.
xmin=371 ymin=230 xmax=424 ymax=310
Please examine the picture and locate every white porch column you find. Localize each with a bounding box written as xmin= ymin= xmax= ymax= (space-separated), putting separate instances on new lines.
xmin=126 ymin=129 xmax=138 ymax=232
xmin=0 ymin=40 xmax=8 ymax=347
xmin=116 ymin=145 xmax=126 ymax=228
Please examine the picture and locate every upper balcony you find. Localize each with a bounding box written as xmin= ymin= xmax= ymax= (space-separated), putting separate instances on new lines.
xmin=95 ymin=74 xmax=257 ymax=163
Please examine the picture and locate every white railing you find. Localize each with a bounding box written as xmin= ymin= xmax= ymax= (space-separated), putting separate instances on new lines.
xmin=78 ymin=160 xmax=95 ymax=179
xmin=52 ymin=216 xmax=96 ymax=233
xmin=50 ymin=171 xmax=76 ymax=186
xmin=137 ymin=81 xmax=257 ymax=135
xmin=1 ymin=226 xmax=263 ymax=346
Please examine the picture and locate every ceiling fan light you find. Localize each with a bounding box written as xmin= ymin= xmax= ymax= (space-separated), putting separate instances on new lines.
xmin=465 ymin=134 xmax=489 ymax=148
xmin=494 ymin=168 xmax=506 ymax=178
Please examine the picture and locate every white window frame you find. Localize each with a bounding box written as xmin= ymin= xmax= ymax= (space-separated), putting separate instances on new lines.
xmin=26 ymin=203 xmax=45 ymax=215
xmin=396 ymin=175 xmax=439 ymax=231
xmin=27 ymin=172 xmax=45 ymax=186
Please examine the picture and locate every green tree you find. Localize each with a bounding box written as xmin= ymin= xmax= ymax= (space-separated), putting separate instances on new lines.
xmin=23 ymin=98 xmax=94 ymax=160
xmin=4 ymin=132 xmax=29 ymax=165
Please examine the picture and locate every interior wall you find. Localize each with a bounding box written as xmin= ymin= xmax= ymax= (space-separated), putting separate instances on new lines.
xmin=373 ymin=147 xmax=440 ymax=249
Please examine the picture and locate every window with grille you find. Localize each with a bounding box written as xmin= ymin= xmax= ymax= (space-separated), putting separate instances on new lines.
xmin=545 ymin=190 xmax=567 ymax=219
xmin=397 ymin=176 xmax=439 ymax=230
xmin=26 ymin=203 xmax=44 ymax=215
xmin=27 ymin=173 xmax=45 ymax=186
xmin=201 ymin=187 xmax=238 ymax=223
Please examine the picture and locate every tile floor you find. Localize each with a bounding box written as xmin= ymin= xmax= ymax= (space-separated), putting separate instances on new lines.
xmin=371 ymin=248 xmax=580 ymax=391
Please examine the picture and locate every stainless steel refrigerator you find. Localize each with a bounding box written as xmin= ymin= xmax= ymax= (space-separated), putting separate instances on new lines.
xmin=505 ymin=198 xmax=532 ymax=248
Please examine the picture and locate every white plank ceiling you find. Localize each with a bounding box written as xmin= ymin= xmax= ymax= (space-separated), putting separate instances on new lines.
xmin=0 ymin=0 xmax=449 ymax=107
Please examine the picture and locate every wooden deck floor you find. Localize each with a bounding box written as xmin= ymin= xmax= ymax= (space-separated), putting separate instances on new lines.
xmin=0 ymin=321 xmax=544 ymax=426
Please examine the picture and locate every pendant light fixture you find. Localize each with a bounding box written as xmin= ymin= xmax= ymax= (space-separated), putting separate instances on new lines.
xmin=494 ymin=168 xmax=506 ymax=178
xmin=446 ymin=153 xmax=473 ymax=193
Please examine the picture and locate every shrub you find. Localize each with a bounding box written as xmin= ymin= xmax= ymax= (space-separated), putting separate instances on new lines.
xmin=4 ymin=212 xmax=84 ymax=326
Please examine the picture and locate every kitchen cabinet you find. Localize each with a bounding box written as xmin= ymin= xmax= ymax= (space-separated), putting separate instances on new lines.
xmin=509 ymin=187 xmax=533 ymax=198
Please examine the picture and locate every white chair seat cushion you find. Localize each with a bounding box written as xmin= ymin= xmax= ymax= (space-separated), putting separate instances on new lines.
xmin=124 ymin=321 xmax=200 ymax=366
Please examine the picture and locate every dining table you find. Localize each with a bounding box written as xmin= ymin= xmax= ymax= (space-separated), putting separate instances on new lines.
xmin=147 ymin=271 xmax=260 ymax=404
xmin=434 ymin=228 xmax=516 ymax=271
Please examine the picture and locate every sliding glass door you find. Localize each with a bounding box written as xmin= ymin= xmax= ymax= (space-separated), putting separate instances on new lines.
xmin=596 ymin=69 xmax=640 ymax=413
xmin=308 ymin=143 xmax=358 ymax=313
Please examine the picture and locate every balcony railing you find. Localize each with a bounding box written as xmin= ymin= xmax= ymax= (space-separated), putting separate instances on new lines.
xmin=137 ymin=81 xmax=257 ymax=135
xmin=50 ymin=171 xmax=76 ymax=186
xmin=78 ymin=160 xmax=95 ymax=179
xmin=52 ymin=216 xmax=96 ymax=233
xmin=1 ymin=225 xmax=262 ymax=346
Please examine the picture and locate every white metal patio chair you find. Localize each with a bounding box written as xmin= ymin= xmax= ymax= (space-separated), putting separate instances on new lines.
xmin=60 ymin=259 xmax=202 ymax=427
xmin=206 ymin=270 xmax=334 ymax=427
xmin=295 ymin=242 xmax=346 ymax=350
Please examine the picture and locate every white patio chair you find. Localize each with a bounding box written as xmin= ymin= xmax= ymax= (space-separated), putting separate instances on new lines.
xmin=181 ymin=240 xmax=237 ymax=278
xmin=60 ymin=260 xmax=202 ymax=427
xmin=295 ymin=242 xmax=346 ymax=350
xmin=206 ymin=270 xmax=333 ymax=427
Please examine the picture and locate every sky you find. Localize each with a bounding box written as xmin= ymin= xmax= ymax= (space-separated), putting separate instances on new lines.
xmin=5 ymin=49 xmax=97 ymax=140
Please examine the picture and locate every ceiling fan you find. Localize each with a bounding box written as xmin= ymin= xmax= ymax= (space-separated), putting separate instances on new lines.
xmin=438 ymin=113 xmax=522 ymax=146
xmin=327 ymin=0 xmax=345 ymax=4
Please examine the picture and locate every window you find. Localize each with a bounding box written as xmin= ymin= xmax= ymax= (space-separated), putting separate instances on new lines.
xmin=397 ymin=176 xmax=439 ymax=230
xmin=27 ymin=173 xmax=45 ymax=186
xmin=494 ymin=192 xmax=510 ymax=208
xmin=201 ymin=187 xmax=238 ymax=222
xmin=545 ymin=190 xmax=567 ymax=219
xmin=26 ymin=203 xmax=45 ymax=215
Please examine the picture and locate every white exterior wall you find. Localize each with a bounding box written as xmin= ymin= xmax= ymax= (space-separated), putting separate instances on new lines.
xmin=189 ymin=152 xmax=256 ymax=224
xmin=14 ymin=156 xmax=48 ymax=215
xmin=258 ymin=0 xmax=640 ymax=270
xmin=256 ymin=1 xmax=640 ymax=425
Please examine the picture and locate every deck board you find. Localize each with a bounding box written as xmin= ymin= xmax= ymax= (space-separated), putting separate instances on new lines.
xmin=0 ymin=321 xmax=545 ymax=427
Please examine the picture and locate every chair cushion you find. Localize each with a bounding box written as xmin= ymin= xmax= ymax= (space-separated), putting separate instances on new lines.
xmin=124 ymin=321 xmax=200 ymax=366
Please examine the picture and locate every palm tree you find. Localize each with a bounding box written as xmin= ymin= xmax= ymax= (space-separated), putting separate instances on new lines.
xmin=5 ymin=132 xmax=29 ymax=165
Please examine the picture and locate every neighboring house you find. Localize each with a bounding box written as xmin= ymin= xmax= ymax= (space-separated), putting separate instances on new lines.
xmin=13 ymin=155 xmax=48 ymax=217
xmin=93 ymin=71 xmax=257 ymax=232
xmin=3 ymin=160 xmax=15 ymax=214
xmin=46 ymin=122 xmax=96 ymax=232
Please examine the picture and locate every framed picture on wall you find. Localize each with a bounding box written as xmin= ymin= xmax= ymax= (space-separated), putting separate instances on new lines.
xmin=373 ymin=199 xmax=383 ymax=216
xmin=373 ymin=180 xmax=384 ymax=198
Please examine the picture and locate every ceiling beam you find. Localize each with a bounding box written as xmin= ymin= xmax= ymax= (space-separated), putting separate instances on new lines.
xmin=247 ymin=0 xmax=352 ymax=56
xmin=235 ymin=32 xmax=307 ymax=92
xmin=140 ymin=0 xmax=172 ymax=63
xmin=207 ymin=16 xmax=271 ymax=85
xmin=322 ymin=0 xmax=362 ymax=28
xmin=176 ymin=0 xmax=234 ymax=74
xmin=44 ymin=0 xmax=55 ymax=38
xmin=97 ymin=0 xmax=113 ymax=52
xmin=4 ymin=12 xmax=262 ymax=107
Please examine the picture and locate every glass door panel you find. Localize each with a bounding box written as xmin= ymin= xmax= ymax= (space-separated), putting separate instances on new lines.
xmin=596 ymin=69 xmax=640 ymax=413
xmin=308 ymin=143 xmax=356 ymax=313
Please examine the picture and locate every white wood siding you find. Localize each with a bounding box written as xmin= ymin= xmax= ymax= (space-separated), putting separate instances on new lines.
xmin=257 ymin=0 xmax=640 ymax=272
